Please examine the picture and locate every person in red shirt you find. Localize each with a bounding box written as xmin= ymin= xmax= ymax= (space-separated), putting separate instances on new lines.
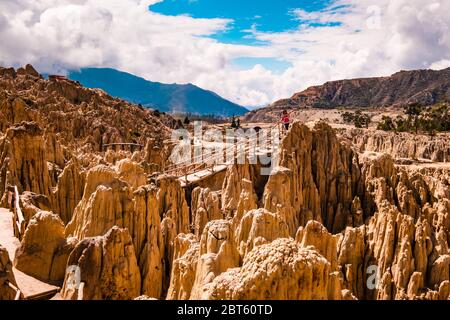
xmin=281 ymin=109 xmax=293 ymax=132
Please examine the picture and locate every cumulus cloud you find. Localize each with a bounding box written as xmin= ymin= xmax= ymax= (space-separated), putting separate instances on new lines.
xmin=0 ymin=0 xmax=449 ymax=107
xmin=249 ymin=0 xmax=450 ymax=101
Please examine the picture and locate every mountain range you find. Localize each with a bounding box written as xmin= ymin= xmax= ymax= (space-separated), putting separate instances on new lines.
xmin=281 ymin=67 xmax=450 ymax=108
xmin=245 ymin=67 xmax=450 ymax=121
xmin=68 ymin=68 xmax=248 ymax=117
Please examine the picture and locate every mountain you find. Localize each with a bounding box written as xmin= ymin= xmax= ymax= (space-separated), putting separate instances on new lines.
xmin=244 ymin=68 xmax=450 ymax=121
xmin=68 ymin=68 xmax=248 ymax=117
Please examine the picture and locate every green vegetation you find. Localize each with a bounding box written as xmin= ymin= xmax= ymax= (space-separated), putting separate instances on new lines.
xmin=172 ymin=112 xmax=227 ymax=124
xmin=341 ymin=110 xmax=371 ymax=128
xmin=377 ymin=103 xmax=450 ymax=135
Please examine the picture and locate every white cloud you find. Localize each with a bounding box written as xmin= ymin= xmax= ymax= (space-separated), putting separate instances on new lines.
xmin=0 ymin=0 xmax=449 ymax=107
xmin=430 ymin=59 xmax=450 ymax=70
xmin=241 ymin=0 xmax=450 ymax=103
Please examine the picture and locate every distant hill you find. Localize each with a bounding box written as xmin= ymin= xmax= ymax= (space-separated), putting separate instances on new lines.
xmin=68 ymin=68 xmax=248 ymax=117
xmin=244 ymin=67 xmax=450 ymax=122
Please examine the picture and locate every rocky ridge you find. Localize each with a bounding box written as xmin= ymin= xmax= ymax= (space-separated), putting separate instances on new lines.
xmin=245 ymin=67 xmax=450 ymax=122
xmin=0 ymin=65 xmax=448 ymax=300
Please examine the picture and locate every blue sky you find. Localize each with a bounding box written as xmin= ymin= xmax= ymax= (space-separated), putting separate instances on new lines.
xmin=2 ymin=0 xmax=449 ymax=107
xmin=150 ymin=0 xmax=333 ymax=73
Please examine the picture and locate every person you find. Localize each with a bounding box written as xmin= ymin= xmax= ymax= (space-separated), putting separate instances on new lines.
xmin=231 ymin=116 xmax=237 ymax=129
xmin=281 ymin=109 xmax=293 ymax=132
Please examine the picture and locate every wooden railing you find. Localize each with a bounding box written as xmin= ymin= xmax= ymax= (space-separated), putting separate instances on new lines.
xmin=6 ymin=280 xmax=22 ymax=300
xmin=8 ymin=185 xmax=26 ymax=239
xmin=164 ymin=125 xmax=280 ymax=181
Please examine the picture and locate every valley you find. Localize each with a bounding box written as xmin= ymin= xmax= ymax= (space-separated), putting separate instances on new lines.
xmin=0 ymin=64 xmax=448 ymax=301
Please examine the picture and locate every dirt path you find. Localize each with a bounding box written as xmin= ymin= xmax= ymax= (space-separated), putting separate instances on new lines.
xmin=0 ymin=208 xmax=60 ymax=300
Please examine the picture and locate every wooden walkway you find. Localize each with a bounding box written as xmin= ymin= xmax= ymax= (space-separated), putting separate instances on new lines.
xmin=169 ymin=124 xmax=281 ymax=186
xmin=178 ymin=164 xmax=228 ymax=187
xmin=0 ymin=208 xmax=59 ymax=300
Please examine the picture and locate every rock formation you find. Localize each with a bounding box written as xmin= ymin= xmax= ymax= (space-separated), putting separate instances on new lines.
xmin=221 ymin=162 xmax=260 ymax=217
xmin=245 ymin=67 xmax=450 ymax=122
xmin=14 ymin=211 xmax=76 ymax=283
xmin=61 ymin=226 xmax=141 ymax=300
xmin=0 ymin=64 xmax=448 ymax=301
xmin=235 ymin=208 xmax=289 ymax=258
xmin=206 ymin=238 xmax=333 ymax=300
xmin=19 ymin=192 xmax=52 ymax=223
xmin=191 ymin=187 xmax=222 ymax=237
xmin=132 ymin=184 xmax=165 ymax=298
xmin=296 ymin=220 xmax=339 ymax=271
xmin=65 ymin=165 xmax=134 ymax=240
xmin=53 ymin=159 xmax=86 ymax=224
xmin=166 ymin=234 xmax=200 ymax=300
xmin=0 ymin=122 xmax=54 ymax=205
xmin=190 ymin=220 xmax=239 ymax=299
xmin=342 ymin=129 xmax=450 ymax=163
xmin=263 ymin=122 xmax=360 ymax=235
xmin=0 ymin=245 xmax=19 ymax=300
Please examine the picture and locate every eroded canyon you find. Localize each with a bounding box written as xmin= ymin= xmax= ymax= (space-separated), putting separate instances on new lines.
xmin=0 ymin=65 xmax=448 ymax=300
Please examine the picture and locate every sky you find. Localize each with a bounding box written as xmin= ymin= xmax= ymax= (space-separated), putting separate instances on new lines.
xmin=0 ymin=0 xmax=449 ymax=107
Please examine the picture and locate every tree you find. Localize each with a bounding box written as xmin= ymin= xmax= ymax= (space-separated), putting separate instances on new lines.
xmin=183 ymin=116 xmax=190 ymax=125
xmin=395 ymin=116 xmax=409 ymax=132
xmin=403 ymin=103 xmax=423 ymax=134
xmin=341 ymin=112 xmax=355 ymax=124
xmin=349 ymin=111 xmax=371 ymax=128
xmin=377 ymin=116 xmax=395 ymax=131
xmin=376 ymin=102 xmax=449 ymax=134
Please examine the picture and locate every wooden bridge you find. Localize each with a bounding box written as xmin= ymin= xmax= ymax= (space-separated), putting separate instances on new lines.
xmin=165 ymin=124 xmax=281 ymax=186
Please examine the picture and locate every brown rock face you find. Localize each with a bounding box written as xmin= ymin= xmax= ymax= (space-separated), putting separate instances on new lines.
xmin=296 ymin=220 xmax=339 ymax=271
xmin=245 ymin=67 xmax=450 ymax=122
xmin=14 ymin=211 xmax=76 ymax=282
xmin=0 ymin=245 xmax=19 ymax=300
xmin=132 ymin=184 xmax=165 ymax=298
xmin=342 ymin=129 xmax=450 ymax=163
xmin=19 ymin=191 xmax=52 ymax=223
xmin=190 ymin=220 xmax=240 ymax=299
xmin=331 ymin=157 xmax=449 ymax=300
xmin=206 ymin=238 xmax=332 ymax=300
xmin=152 ymin=175 xmax=191 ymax=293
xmin=0 ymin=96 xmax=30 ymax=132
xmin=61 ymin=226 xmax=141 ymax=300
xmin=53 ymin=159 xmax=86 ymax=224
xmin=263 ymin=122 xmax=360 ymax=236
xmin=0 ymin=122 xmax=53 ymax=205
xmin=336 ymin=225 xmax=367 ymax=299
xmin=221 ymin=162 xmax=260 ymax=218
xmin=143 ymin=138 xmax=172 ymax=173
xmin=235 ymin=208 xmax=289 ymax=258
xmin=166 ymin=234 xmax=200 ymax=300
xmin=116 ymin=159 xmax=147 ymax=190
xmin=65 ymin=165 xmax=134 ymax=240
xmin=191 ymin=187 xmax=222 ymax=237
xmin=0 ymin=65 xmax=171 ymax=153
xmin=64 ymin=166 xmax=190 ymax=298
